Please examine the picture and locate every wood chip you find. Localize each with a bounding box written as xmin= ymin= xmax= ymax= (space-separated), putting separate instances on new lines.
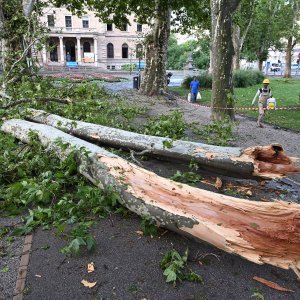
xmin=81 ymin=279 xmax=97 ymax=288
xmin=253 ymin=276 xmax=294 ymax=292
xmin=87 ymin=262 xmax=94 ymax=273
xmin=135 ymin=230 xmax=144 ymax=236
xmin=214 ymin=177 xmax=223 ymax=190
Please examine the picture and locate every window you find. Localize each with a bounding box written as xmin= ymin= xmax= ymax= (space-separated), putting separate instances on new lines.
xmin=83 ymin=42 xmax=91 ymax=53
xmin=107 ymin=24 xmax=113 ymax=31
xmin=137 ymin=24 xmax=142 ymax=32
xmin=107 ymin=43 xmax=114 ymax=58
xmin=65 ymin=16 xmax=72 ymax=28
xmin=122 ymin=43 xmax=128 ymax=58
xmin=120 ymin=24 xmax=127 ymax=31
xmin=47 ymin=15 xmax=55 ymax=27
xmin=136 ymin=44 xmax=143 ymax=58
xmin=82 ymin=16 xmax=89 ymax=28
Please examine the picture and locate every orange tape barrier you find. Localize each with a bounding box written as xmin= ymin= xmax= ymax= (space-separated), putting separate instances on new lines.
xmin=180 ymin=99 xmax=300 ymax=111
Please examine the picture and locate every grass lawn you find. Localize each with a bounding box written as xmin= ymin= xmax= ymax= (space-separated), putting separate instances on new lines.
xmin=170 ymin=78 xmax=300 ymax=132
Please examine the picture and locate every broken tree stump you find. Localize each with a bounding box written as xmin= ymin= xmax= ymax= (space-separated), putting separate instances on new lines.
xmin=2 ymin=119 xmax=300 ymax=277
xmin=26 ymin=109 xmax=300 ymax=179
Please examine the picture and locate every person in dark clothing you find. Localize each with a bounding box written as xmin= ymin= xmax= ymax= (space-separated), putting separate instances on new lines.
xmin=189 ymin=76 xmax=200 ymax=103
xmin=166 ymin=72 xmax=173 ymax=85
xmin=66 ymin=52 xmax=71 ymax=62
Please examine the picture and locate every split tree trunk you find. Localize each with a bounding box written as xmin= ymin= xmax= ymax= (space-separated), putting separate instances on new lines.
xmin=26 ymin=109 xmax=300 ymax=179
xmin=139 ymin=0 xmax=171 ymax=96
xmin=2 ymin=119 xmax=300 ymax=277
xmin=211 ymin=0 xmax=241 ymax=120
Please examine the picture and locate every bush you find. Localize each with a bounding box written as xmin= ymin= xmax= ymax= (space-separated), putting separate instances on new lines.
xmin=121 ymin=64 xmax=135 ymax=71
xmin=182 ymin=70 xmax=264 ymax=89
xmin=182 ymin=72 xmax=212 ymax=89
xmin=233 ymin=70 xmax=264 ymax=88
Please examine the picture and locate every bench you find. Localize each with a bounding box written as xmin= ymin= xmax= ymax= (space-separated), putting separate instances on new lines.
xmin=66 ymin=61 xmax=79 ymax=69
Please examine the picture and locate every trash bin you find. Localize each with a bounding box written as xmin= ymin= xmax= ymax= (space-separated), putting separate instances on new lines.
xmin=133 ymin=76 xmax=140 ymax=89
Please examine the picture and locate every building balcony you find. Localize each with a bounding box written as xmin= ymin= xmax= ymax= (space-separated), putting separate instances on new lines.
xmin=49 ymin=27 xmax=98 ymax=35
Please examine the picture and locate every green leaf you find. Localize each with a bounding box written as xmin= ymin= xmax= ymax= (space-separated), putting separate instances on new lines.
xmin=0 ymin=266 xmax=9 ymax=273
xmin=164 ymin=268 xmax=177 ymax=283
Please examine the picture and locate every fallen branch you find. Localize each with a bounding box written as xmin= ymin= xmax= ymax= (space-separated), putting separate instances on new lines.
xmin=2 ymin=119 xmax=300 ymax=277
xmin=2 ymin=98 xmax=71 ymax=109
xmin=26 ymin=109 xmax=300 ymax=179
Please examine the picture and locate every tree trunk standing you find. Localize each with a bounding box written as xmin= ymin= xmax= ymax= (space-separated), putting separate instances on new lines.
xmin=258 ymin=58 xmax=263 ymax=71
xmin=22 ymin=0 xmax=36 ymax=17
xmin=284 ymin=37 xmax=293 ymax=78
xmin=210 ymin=0 xmax=241 ymax=121
xmin=2 ymin=119 xmax=300 ymax=277
xmin=139 ymin=0 xmax=171 ymax=96
xmin=232 ymin=25 xmax=241 ymax=70
xmin=0 ymin=6 xmax=5 ymax=72
xmin=284 ymin=0 xmax=298 ymax=78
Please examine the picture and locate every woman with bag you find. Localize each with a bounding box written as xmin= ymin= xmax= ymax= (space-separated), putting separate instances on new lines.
xmin=189 ymin=76 xmax=200 ymax=103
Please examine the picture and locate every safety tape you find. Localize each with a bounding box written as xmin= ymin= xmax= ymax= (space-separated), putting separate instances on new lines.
xmin=178 ymin=98 xmax=300 ymax=111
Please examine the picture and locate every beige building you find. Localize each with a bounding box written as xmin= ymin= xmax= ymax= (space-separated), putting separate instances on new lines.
xmin=39 ymin=6 xmax=147 ymax=69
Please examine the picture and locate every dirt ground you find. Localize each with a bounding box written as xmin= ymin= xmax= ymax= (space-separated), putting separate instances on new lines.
xmin=1 ymin=86 xmax=300 ymax=300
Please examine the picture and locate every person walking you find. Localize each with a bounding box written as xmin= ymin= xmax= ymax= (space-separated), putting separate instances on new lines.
xmin=190 ymin=76 xmax=200 ymax=103
xmin=252 ymin=79 xmax=272 ymax=128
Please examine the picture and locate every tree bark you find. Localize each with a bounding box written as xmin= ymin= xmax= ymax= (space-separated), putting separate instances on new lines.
xmin=26 ymin=109 xmax=300 ymax=179
xmin=139 ymin=0 xmax=171 ymax=96
xmin=232 ymin=25 xmax=241 ymax=70
xmin=211 ymin=0 xmax=241 ymax=121
xmin=258 ymin=59 xmax=263 ymax=71
xmin=284 ymin=37 xmax=293 ymax=78
xmin=2 ymin=119 xmax=300 ymax=277
xmin=22 ymin=0 xmax=36 ymax=18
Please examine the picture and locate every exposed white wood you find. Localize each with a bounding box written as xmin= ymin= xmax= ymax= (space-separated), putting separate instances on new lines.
xmin=2 ymin=119 xmax=300 ymax=277
xmin=26 ymin=109 xmax=300 ymax=179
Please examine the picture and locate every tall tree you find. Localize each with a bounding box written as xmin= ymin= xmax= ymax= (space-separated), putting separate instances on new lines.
xmin=210 ymin=0 xmax=242 ymax=121
xmin=232 ymin=0 xmax=257 ymax=70
xmin=242 ymin=0 xmax=283 ymax=71
xmin=281 ymin=0 xmax=300 ymax=78
xmin=139 ymin=0 xmax=171 ymax=95
xmin=0 ymin=0 xmax=47 ymax=94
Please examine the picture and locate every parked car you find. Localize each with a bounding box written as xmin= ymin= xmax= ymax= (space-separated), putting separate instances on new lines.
xmin=270 ymin=63 xmax=281 ymax=72
xmin=291 ymin=64 xmax=300 ymax=70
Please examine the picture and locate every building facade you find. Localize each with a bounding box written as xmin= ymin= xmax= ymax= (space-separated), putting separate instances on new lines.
xmin=39 ymin=6 xmax=147 ymax=69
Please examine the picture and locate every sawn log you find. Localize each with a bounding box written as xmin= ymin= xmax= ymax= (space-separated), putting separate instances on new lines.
xmin=2 ymin=119 xmax=300 ymax=277
xmin=26 ymin=109 xmax=300 ymax=179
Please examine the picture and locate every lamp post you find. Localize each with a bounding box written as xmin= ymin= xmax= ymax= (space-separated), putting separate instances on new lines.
xmin=130 ymin=51 xmax=132 ymax=75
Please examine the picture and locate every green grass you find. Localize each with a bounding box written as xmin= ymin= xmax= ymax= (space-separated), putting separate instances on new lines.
xmin=170 ymin=78 xmax=300 ymax=131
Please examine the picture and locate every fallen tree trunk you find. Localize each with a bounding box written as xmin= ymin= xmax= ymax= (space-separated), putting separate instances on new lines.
xmin=2 ymin=119 xmax=300 ymax=277
xmin=26 ymin=109 xmax=300 ymax=179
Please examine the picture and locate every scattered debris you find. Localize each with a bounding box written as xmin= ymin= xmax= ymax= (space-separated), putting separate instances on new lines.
xmin=87 ymin=262 xmax=95 ymax=273
xmin=253 ymin=276 xmax=294 ymax=292
xmin=214 ymin=177 xmax=223 ymax=190
xmin=81 ymin=280 xmax=97 ymax=288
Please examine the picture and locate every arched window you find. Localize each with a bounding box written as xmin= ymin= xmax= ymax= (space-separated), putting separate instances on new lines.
xmin=83 ymin=41 xmax=91 ymax=53
xmin=122 ymin=43 xmax=128 ymax=58
xmin=136 ymin=44 xmax=143 ymax=59
xmin=107 ymin=43 xmax=114 ymax=58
